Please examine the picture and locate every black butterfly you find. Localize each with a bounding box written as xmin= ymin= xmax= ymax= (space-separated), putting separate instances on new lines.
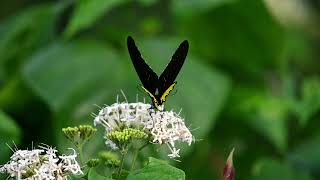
xmin=127 ymin=36 xmax=189 ymax=111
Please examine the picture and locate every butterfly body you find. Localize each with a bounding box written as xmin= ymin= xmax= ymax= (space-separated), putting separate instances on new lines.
xmin=127 ymin=36 xmax=189 ymax=111
xmin=141 ymin=82 xmax=177 ymax=111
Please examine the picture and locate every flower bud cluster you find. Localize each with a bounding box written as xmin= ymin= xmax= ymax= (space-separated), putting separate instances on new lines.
xmin=62 ymin=125 xmax=97 ymax=147
xmin=107 ymin=128 xmax=147 ymax=146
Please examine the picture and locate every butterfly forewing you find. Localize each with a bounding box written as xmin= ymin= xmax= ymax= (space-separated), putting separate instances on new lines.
xmin=158 ymin=40 xmax=189 ymax=96
xmin=127 ymin=36 xmax=159 ymax=94
xmin=127 ymin=36 xmax=188 ymax=110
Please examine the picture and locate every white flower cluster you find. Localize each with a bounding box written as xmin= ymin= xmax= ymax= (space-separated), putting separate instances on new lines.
xmin=147 ymin=110 xmax=193 ymax=158
xmin=94 ymin=102 xmax=152 ymax=132
xmin=94 ymin=102 xmax=152 ymax=150
xmin=0 ymin=146 xmax=82 ymax=180
xmin=94 ymin=101 xmax=193 ymax=158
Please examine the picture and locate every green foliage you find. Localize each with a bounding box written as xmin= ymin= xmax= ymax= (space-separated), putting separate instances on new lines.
xmin=293 ymin=78 xmax=320 ymax=126
xmin=0 ymin=0 xmax=319 ymax=179
xmin=0 ymin=3 xmax=62 ymax=80
xmin=234 ymin=91 xmax=290 ymax=152
xmin=88 ymin=168 xmax=112 ymax=180
xmin=22 ymin=40 xmax=120 ymax=111
xmin=64 ymin=0 xmax=129 ymax=38
xmin=127 ymin=157 xmax=185 ymax=180
xmin=175 ymin=0 xmax=284 ymax=77
xmin=171 ymin=0 xmax=237 ymax=15
xmin=251 ymin=158 xmax=314 ymax=180
xmin=0 ymin=111 xmax=21 ymax=163
xmin=287 ymin=136 xmax=320 ymax=175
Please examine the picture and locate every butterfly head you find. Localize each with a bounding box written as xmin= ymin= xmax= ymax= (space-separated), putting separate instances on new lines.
xmin=152 ymin=95 xmax=165 ymax=111
xmin=141 ymin=86 xmax=166 ymax=111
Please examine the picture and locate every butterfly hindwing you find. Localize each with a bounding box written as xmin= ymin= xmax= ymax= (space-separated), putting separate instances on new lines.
xmin=141 ymin=86 xmax=160 ymax=109
xmin=158 ymin=40 xmax=189 ymax=96
xmin=127 ymin=36 xmax=158 ymax=94
xmin=160 ymin=82 xmax=177 ymax=104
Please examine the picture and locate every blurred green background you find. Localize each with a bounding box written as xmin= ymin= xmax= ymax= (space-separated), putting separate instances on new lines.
xmin=1 ymin=0 xmax=320 ymax=179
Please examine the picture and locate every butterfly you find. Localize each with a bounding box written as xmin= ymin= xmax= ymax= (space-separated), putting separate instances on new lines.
xmin=127 ymin=36 xmax=189 ymax=111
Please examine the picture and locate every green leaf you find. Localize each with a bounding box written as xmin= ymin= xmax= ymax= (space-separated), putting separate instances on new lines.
xmin=21 ymin=39 xmax=129 ymax=155
xmin=64 ymin=0 xmax=128 ymax=38
xmin=127 ymin=157 xmax=185 ymax=180
xmin=88 ymin=168 xmax=112 ymax=180
xmin=171 ymin=0 xmax=237 ymax=15
xmin=137 ymin=0 xmax=158 ymax=6
xmin=293 ymin=78 xmax=320 ymax=126
xmin=233 ymin=90 xmax=289 ymax=152
xmin=287 ymin=136 xmax=320 ymax=175
xmin=0 ymin=3 xmax=62 ymax=79
xmin=22 ymin=40 xmax=120 ymax=112
xmin=0 ymin=110 xmax=21 ymax=163
xmin=251 ymin=158 xmax=314 ymax=180
xmin=175 ymin=0 xmax=284 ymax=78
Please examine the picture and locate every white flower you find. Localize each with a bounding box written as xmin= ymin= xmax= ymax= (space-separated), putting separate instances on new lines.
xmin=168 ymin=147 xmax=181 ymax=159
xmin=94 ymin=102 xmax=151 ymax=132
xmin=94 ymin=101 xmax=152 ymax=150
xmin=145 ymin=110 xmax=193 ymax=158
xmin=0 ymin=146 xmax=83 ymax=179
xmin=94 ymin=99 xmax=193 ymax=159
xmin=59 ymin=149 xmax=82 ymax=175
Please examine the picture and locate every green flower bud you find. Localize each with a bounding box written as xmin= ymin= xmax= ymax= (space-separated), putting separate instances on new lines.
xmin=62 ymin=125 xmax=97 ymax=147
xmin=107 ymin=128 xmax=147 ymax=147
xmin=62 ymin=127 xmax=79 ymax=142
xmin=98 ymin=151 xmax=120 ymax=167
xmin=86 ymin=158 xmax=100 ymax=168
xmin=21 ymin=166 xmax=35 ymax=179
xmin=78 ymin=125 xmax=97 ymax=140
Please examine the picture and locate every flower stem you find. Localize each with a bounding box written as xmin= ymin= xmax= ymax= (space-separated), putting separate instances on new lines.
xmin=76 ymin=143 xmax=84 ymax=165
xmin=117 ymin=149 xmax=127 ymax=180
xmin=130 ymin=149 xmax=139 ymax=171
xmin=130 ymin=143 xmax=149 ymax=170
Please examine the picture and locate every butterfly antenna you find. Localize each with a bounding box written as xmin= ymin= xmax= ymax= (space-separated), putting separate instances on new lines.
xmin=120 ymin=89 xmax=128 ymax=103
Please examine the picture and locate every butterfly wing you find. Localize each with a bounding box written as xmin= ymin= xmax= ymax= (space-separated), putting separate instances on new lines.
xmin=158 ymin=40 xmax=189 ymax=98
xmin=127 ymin=36 xmax=158 ymax=94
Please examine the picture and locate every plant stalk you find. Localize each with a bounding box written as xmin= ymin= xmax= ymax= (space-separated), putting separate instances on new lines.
xmin=117 ymin=149 xmax=127 ymax=180
xmin=77 ymin=143 xmax=84 ymax=165
xmin=130 ymin=143 xmax=149 ymax=170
